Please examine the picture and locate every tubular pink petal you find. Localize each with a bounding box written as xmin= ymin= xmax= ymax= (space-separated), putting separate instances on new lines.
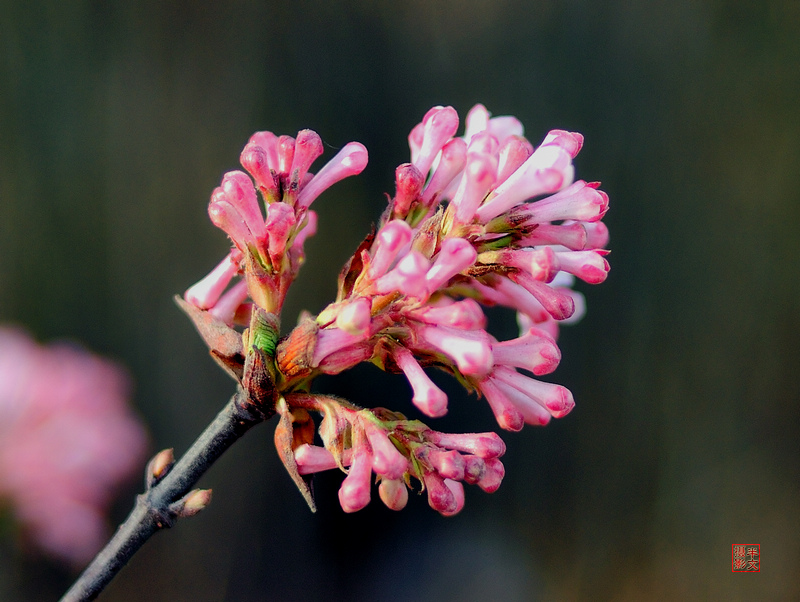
xmin=467 ymin=130 xmax=500 ymax=156
xmin=290 ymin=129 xmax=324 ymax=187
xmin=208 ymin=280 xmax=249 ymax=326
xmin=393 ymin=163 xmax=425 ymax=216
xmin=462 ymin=455 xmax=487 ymax=484
xmin=221 ymin=171 xmax=266 ymax=241
xmin=316 ymin=341 xmax=375 ymax=375
xmin=493 ymin=366 xmax=576 ymax=418
xmin=295 ymin=444 xmax=340 ymax=475
xmin=480 ymin=378 xmax=525 ymax=431
xmin=416 ymin=324 xmax=493 ymax=377
xmin=490 ymin=374 xmax=552 ymax=426
xmin=582 ymin=219 xmax=610 ymax=249
xmin=477 ymin=166 xmax=566 ymax=223
xmin=184 ymin=252 xmax=239 ymax=309
xmin=496 ymin=136 xmax=534 ymax=187
xmin=451 ymin=152 xmax=498 ymax=224
xmin=423 ymin=470 xmax=458 ymax=515
xmin=440 ymin=480 xmax=465 ymax=516
xmin=517 ymin=221 xmax=588 ymax=250
xmin=407 ymin=298 xmax=487 ymax=331
xmin=296 ymin=142 xmax=368 ymax=209
xmin=425 ymin=238 xmax=478 ymax=293
xmin=508 ymin=272 xmax=576 ymax=320
xmin=369 ymin=219 xmax=414 ymax=278
xmin=277 ymin=135 xmax=295 ymax=174
xmin=378 ymin=478 xmax=409 ymax=511
xmin=542 ymin=129 xmax=584 ymax=158
xmin=519 ymin=180 xmax=609 ymax=224
xmin=493 ymin=327 xmax=562 ymax=376
xmin=311 ymin=328 xmax=370 ymax=367
xmin=477 ymin=458 xmax=505 ymax=493
xmin=424 ymin=430 xmax=505 ymax=459
xmin=364 ymin=424 xmax=407 ymax=480
xmin=265 ymin=202 xmax=297 ymax=260
xmin=471 ymin=277 xmax=552 ymax=324
xmin=338 ymin=444 xmax=373 ymax=513
xmin=208 ymin=196 xmax=252 ymax=250
xmin=393 ymin=346 xmax=449 ymax=418
xmin=249 ymin=131 xmax=280 ymax=169
xmin=335 ymin=297 xmax=372 ymax=336
xmin=424 ymin=448 xmax=466 ymax=481
xmin=374 ymin=250 xmax=431 ymax=298
xmin=413 ymin=106 xmax=460 ymax=176
xmin=240 ymin=142 xmax=279 ymax=199
xmin=421 ymin=137 xmax=467 ymax=207
xmin=464 ymin=103 xmax=491 ymax=140
xmin=555 ymin=250 xmax=610 ymax=284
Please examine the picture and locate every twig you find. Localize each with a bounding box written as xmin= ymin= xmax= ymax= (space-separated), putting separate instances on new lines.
xmin=60 ymin=390 xmax=268 ymax=602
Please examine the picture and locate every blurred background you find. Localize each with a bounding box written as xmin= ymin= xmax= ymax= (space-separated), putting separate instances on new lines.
xmin=1 ymin=0 xmax=799 ymax=600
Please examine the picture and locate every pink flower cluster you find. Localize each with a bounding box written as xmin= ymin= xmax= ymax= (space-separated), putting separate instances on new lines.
xmin=0 ymin=328 xmax=147 ymax=566
xmin=185 ymin=103 xmax=609 ymax=516
xmin=309 ymin=104 xmax=609 ymax=430
xmin=185 ymin=129 xmax=368 ymax=316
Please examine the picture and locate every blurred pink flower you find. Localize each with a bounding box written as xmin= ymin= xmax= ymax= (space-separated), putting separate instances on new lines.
xmin=0 ymin=327 xmax=148 ymax=566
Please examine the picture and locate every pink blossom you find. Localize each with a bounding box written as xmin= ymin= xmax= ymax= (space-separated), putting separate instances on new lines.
xmin=0 ymin=328 xmax=147 ymax=566
xmin=393 ymin=346 xmax=449 ymax=418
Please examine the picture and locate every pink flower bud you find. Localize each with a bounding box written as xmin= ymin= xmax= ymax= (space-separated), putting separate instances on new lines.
xmin=517 ymin=221 xmax=588 ymax=250
xmin=338 ymin=442 xmax=373 ymax=513
xmin=469 ymin=277 xmax=551 ymax=324
xmin=413 ymin=106 xmax=460 ymax=176
xmin=424 ymin=430 xmax=506 ymax=459
xmin=294 ymin=444 xmax=340 ymax=475
xmin=265 ymin=202 xmax=297 ymax=261
xmin=208 ymin=195 xmax=252 ymax=250
xmin=316 ymin=341 xmax=375 ymax=375
xmin=335 ymin=298 xmax=372 ymax=336
xmin=369 ymin=219 xmax=413 ymax=278
xmin=508 ymin=272 xmax=576 ymax=321
xmin=479 ymin=377 xmax=525 ymax=431
xmin=312 ymin=327 xmax=371 ymax=368
xmin=464 ymin=103 xmax=490 ymax=140
xmin=416 ymin=323 xmax=493 ymax=377
xmin=423 ymin=470 xmax=458 ymax=515
xmin=421 ymin=448 xmax=465 ymax=481
xmin=486 ymin=247 xmax=558 ymax=283
xmin=393 ymin=163 xmax=425 ymax=216
xmin=518 ymin=180 xmax=609 ymax=224
xmin=378 ymin=478 xmax=408 ymax=511
xmin=462 ymin=455 xmax=487 ymax=484
xmin=451 ymin=151 xmax=498 ymax=224
xmin=290 ymin=129 xmax=324 ymax=188
xmin=221 ymin=171 xmax=266 ymax=241
xmin=363 ymin=423 xmax=407 ymax=480
xmin=408 ymin=298 xmax=487 ymax=331
xmin=467 ymin=130 xmax=499 ymax=156
xmin=582 ymin=220 xmax=610 ymax=249
xmin=249 ymin=131 xmax=280 ymax=169
xmin=208 ymin=279 xmax=249 ymax=326
xmin=421 ymin=138 xmax=467 ymax=207
xmin=496 ymin=136 xmax=534 ymax=187
xmin=240 ymin=142 xmax=279 ymax=200
xmin=184 ymin=252 xmax=240 ymax=309
xmin=541 ymin=129 xmax=584 ymax=158
xmin=441 ymin=479 xmax=465 ymax=516
xmin=425 ymin=238 xmax=477 ymax=293
xmin=492 ymin=366 xmax=575 ymax=418
xmin=296 ymin=142 xmax=368 ymax=209
xmin=493 ymin=327 xmax=561 ymax=376
xmin=477 ymin=458 xmax=505 ymax=493
xmin=555 ymin=250 xmax=610 ymax=284
xmin=277 ymin=135 xmax=295 ymax=174
xmin=375 ymin=250 xmax=431 ymax=298
xmin=393 ymin=346 xmax=448 ymax=418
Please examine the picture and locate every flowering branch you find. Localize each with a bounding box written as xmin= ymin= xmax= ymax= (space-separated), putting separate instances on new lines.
xmin=61 ymin=103 xmax=610 ymax=599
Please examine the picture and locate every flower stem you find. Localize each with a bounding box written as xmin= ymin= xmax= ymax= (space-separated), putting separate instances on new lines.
xmin=60 ymin=389 xmax=268 ymax=602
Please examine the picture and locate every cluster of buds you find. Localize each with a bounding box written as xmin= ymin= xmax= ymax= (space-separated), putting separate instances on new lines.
xmin=184 ymin=104 xmax=609 ymax=515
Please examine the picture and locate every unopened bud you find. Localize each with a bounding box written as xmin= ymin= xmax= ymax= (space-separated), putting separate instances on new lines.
xmin=179 ymin=488 xmax=213 ymax=518
xmin=146 ymin=448 xmax=175 ymax=488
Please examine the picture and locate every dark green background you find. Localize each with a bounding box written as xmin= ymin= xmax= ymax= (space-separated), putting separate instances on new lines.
xmin=1 ymin=1 xmax=798 ymax=600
